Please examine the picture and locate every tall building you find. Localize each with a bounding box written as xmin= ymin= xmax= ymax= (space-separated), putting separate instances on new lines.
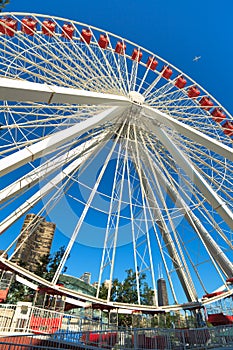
xmin=12 ymin=213 xmax=55 ymax=272
xmin=157 ymin=278 xmax=169 ymax=306
xmin=80 ymin=272 xmax=91 ymax=284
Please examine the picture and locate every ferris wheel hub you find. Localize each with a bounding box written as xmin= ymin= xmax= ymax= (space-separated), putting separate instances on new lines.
xmin=128 ymin=91 xmax=145 ymax=105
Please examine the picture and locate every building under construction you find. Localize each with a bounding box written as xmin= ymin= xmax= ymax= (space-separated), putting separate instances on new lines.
xmin=12 ymin=213 xmax=56 ymax=272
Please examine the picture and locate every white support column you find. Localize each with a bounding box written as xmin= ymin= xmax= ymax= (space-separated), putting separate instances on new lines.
xmin=144 ymin=144 xmax=233 ymax=278
xmin=0 ymin=142 xmax=100 ymax=234
xmin=51 ymin=120 xmax=127 ymax=285
xmin=0 ymin=77 xmax=130 ymax=106
xmin=0 ymin=132 xmax=108 ymax=204
xmin=132 ymin=152 xmax=198 ymax=302
xmin=0 ymin=106 xmax=127 ymax=177
xmin=143 ymin=106 xmax=233 ymax=163
xmin=150 ymin=124 xmax=233 ymax=231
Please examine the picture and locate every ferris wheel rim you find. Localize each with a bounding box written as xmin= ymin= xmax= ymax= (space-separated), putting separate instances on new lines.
xmin=0 ymin=11 xmax=231 ymax=117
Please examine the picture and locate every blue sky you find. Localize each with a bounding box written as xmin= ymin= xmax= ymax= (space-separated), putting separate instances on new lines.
xmin=5 ymin=0 xmax=233 ymax=113
xmin=1 ymin=0 xmax=233 ymax=303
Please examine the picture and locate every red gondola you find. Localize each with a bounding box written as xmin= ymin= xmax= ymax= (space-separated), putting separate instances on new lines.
xmin=222 ymin=121 xmax=233 ymax=137
xmin=98 ymin=34 xmax=109 ymax=49
xmin=131 ymin=49 xmax=142 ymax=62
xmin=161 ymin=66 xmax=172 ymax=79
xmin=175 ymin=76 xmax=187 ymax=89
xmin=187 ymin=86 xmax=200 ymax=98
xmin=61 ymin=24 xmax=75 ymax=39
xmin=21 ymin=17 xmax=37 ymax=36
xmin=211 ymin=108 xmax=226 ymax=123
xmin=199 ymin=96 xmax=214 ymax=111
xmin=81 ymin=28 xmax=92 ymax=44
xmin=0 ymin=17 xmax=17 ymax=36
xmin=115 ymin=41 xmax=126 ymax=54
xmin=42 ymin=20 xmax=56 ymax=36
xmin=146 ymin=57 xmax=158 ymax=71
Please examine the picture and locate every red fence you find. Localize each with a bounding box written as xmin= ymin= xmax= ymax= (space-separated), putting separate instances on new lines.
xmin=29 ymin=315 xmax=62 ymax=334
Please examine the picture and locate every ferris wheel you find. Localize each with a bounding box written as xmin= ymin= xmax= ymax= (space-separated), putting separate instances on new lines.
xmin=0 ymin=12 xmax=233 ymax=311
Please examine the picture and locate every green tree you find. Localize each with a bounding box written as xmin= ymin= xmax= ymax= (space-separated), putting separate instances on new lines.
xmin=0 ymin=0 xmax=10 ymax=12
xmin=7 ymin=246 xmax=68 ymax=303
xmin=34 ymin=246 xmax=68 ymax=281
xmin=99 ymin=269 xmax=154 ymax=327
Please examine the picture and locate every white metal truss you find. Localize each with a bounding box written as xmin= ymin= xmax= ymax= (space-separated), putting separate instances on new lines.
xmin=0 ymin=132 xmax=108 ymax=204
xmin=0 ymin=138 xmax=103 ymax=234
xmin=51 ymin=119 xmax=128 ymax=285
xmin=143 ymin=138 xmax=233 ymax=279
xmin=143 ymin=106 xmax=233 ymax=163
xmin=0 ymin=106 xmax=126 ymax=176
xmin=148 ymin=122 xmax=233 ymax=230
xmin=135 ymin=154 xmax=198 ymax=302
xmin=0 ymin=77 xmax=130 ymax=106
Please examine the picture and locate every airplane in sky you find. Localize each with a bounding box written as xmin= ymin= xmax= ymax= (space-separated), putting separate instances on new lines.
xmin=193 ymin=56 xmax=201 ymax=62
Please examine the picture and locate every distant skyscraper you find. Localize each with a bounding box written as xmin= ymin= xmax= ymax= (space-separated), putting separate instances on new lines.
xmin=157 ymin=278 xmax=169 ymax=306
xmin=12 ymin=213 xmax=55 ymax=272
xmin=80 ymin=272 xmax=91 ymax=284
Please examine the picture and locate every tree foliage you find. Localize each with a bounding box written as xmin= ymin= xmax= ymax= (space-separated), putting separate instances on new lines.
xmin=99 ymin=269 xmax=154 ymax=327
xmin=7 ymin=246 xmax=68 ymax=303
xmin=0 ymin=0 xmax=10 ymax=12
xmin=99 ymin=269 xmax=154 ymax=305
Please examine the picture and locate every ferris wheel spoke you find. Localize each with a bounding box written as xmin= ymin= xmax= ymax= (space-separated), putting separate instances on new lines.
xmin=143 ymin=106 xmax=233 ymax=162
xmin=0 ymin=140 xmax=103 ymax=234
xmin=96 ymin=140 xmax=123 ymax=299
xmin=142 ymin=137 xmax=233 ymax=279
xmin=0 ymin=106 xmax=126 ymax=176
xmin=146 ymin=135 xmax=233 ymax=249
xmin=73 ymin=33 xmax=126 ymax=93
xmin=135 ymin=145 xmax=198 ymax=302
xmin=151 ymin=124 xmax=233 ymax=230
xmin=143 ymin=72 xmax=163 ymax=98
xmin=51 ymin=119 xmax=128 ymax=285
xmin=0 ymin=77 xmax=130 ymax=106
xmin=0 ymin=131 xmax=108 ymax=205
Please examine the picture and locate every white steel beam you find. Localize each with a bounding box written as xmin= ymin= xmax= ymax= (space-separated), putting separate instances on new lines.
xmin=0 ymin=77 xmax=130 ymax=106
xmin=150 ymin=124 xmax=233 ymax=230
xmin=141 ymin=141 xmax=233 ymax=278
xmin=143 ymin=106 xmax=233 ymax=163
xmin=0 ymin=143 xmax=100 ymax=234
xmin=135 ymin=159 xmax=198 ymax=302
xmin=0 ymin=106 xmax=126 ymax=177
xmin=0 ymin=132 xmax=108 ymax=204
xmin=51 ymin=121 xmax=127 ymax=285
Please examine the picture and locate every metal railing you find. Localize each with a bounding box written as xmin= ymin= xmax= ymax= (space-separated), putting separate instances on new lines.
xmin=1 ymin=325 xmax=233 ymax=349
xmin=0 ymin=303 xmax=110 ymax=335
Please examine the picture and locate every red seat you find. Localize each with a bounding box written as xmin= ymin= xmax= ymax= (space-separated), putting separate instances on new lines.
xmin=161 ymin=66 xmax=172 ymax=79
xmin=222 ymin=121 xmax=233 ymax=137
xmin=115 ymin=41 xmax=126 ymax=54
xmin=188 ymin=86 xmax=200 ymax=98
xmin=62 ymin=24 xmax=75 ymax=39
xmin=146 ymin=57 xmax=158 ymax=70
xmin=81 ymin=28 xmax=92 ymax=44
xmin=175 ymin=76 xmax=187 ymax=88
xmin=199 ymin=96 xmax=214 ymax=110
xmin=0 ymin=17 xmax=17 ymax=36
xmin=131 ymin=49 xmax=142 ymax=62
xmin=98 ymin=34 xmax=109 ymax=49
xmin=21 ymin=17 xmax=37 ymax=36
xmin=211 ymin=108 xmax=226 ymax=123
xmin=42 ymin=20 xmax=56 ymax=36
